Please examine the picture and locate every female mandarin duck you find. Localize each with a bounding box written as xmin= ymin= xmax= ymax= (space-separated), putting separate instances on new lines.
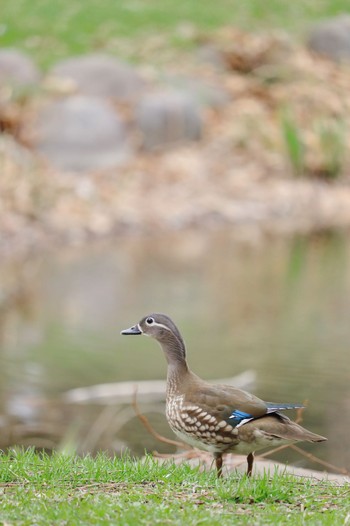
xmin=121 ymin=313 xmax=326 ymax=477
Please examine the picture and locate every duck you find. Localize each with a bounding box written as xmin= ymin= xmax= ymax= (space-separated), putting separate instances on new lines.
xmin=121 ymin=313 xmax=327 ymax=477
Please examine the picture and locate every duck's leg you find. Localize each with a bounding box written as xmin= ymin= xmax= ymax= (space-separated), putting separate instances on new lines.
xmin=214 ymin=453 xmax=223 ymax=478
xmin=246 ymin=452 xmax=254 ymax=477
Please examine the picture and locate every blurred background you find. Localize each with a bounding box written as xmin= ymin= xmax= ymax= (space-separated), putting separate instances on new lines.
xmin=1 ymin=1 xmax=350 ymax=473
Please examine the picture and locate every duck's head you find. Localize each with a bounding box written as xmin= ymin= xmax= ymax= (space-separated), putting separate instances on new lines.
xmin=121 ymin=313 xmax=187 ymax=366
xmin=121 ymin=313 xmax=181 ymax=341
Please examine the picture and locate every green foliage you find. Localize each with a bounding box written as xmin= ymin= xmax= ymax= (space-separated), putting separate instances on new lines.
xmin=281 ymin=110 xmax=305 ymax=177
xmin=281 ymin=111 xmax=347 ymax=180
xmin=316 ymin=118 xmax=347 ymax=181
xmin=0 ymin=449 xmax=348 ymax=525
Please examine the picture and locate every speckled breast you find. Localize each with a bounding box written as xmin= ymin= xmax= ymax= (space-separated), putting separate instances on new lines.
xmin=165 ymin=394 xmax=239 ymax=453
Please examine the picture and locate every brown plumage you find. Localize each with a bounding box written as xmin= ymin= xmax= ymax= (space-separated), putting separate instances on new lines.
xmin=121 ymin=313 xmax=327 ymax=477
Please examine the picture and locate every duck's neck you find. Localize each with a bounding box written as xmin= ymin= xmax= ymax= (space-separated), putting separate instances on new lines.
xmin=158 ymin=332 xmax=189 ymax=383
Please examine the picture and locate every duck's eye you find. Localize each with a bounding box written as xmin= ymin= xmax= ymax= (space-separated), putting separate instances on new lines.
xmin=146 ymin=317 xmax=154 ymax=325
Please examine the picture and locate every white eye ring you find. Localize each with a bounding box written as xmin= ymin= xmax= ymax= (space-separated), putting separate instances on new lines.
xmin=146 ymin=317 xmax=154 ymax=325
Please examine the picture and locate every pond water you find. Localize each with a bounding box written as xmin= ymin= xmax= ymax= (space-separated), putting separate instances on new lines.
xmin=0 ymin=229 xmax=349 ymax=472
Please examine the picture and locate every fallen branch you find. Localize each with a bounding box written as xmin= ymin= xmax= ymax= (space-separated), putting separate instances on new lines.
xmin=132 ymin=389 xmax=190 ymax=449
xmin=64 ymin=370 xmax=256 ymax=404
xmin=295 ymin=403 xmax=306 ymax=424
xmin=289 ymin=445 xmax=349 ymax=476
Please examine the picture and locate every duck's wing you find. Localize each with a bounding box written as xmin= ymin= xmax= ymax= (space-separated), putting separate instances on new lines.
xmin=184 ymin=383 xmax=267 ymax=424
xmin=184 ymin=382 xmax=303 ymax=428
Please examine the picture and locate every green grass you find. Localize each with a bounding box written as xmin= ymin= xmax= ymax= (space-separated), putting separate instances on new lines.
xmin=281 ymin=109 xmax=305 ymax=177
xmin=280 ymin=111 xmax=348 ymax=180
xmin=0 ymin=449 xmax=348 ymax=525
xmin=315 ymin=118 xmax=347 ymax=180
xmin=1 ymin=0 xmax=350 ymax=68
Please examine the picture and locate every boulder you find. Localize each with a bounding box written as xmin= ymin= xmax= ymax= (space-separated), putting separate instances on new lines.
xmin=162 ymin=75 xmax=230 ymax=108
xmin=49 ymin=54 xmax=145 ymax=100
xmin=135 ymin=91 xmax=202 ymax=150
xmin=307 ymin=15 xmax=350 ymax=62
xmin=0 ymin=48 xmax=40 ymax=88
xmin=34 ymin=95 xmax=130 ymax=171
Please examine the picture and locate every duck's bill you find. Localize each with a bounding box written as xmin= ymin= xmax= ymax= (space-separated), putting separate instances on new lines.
xmin=121 ymin=324 xmax=142 ymax=335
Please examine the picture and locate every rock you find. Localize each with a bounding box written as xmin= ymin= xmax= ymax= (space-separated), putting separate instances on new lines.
xmin=34 ymin=95 xmax=130 ymax=172
xmin=135 ymin=91 xmax=202 ymax=150
xmin=307 ymin=15 xmax=350 ymax=62
xmin=162 ymin=75 xmax=230 ymax=108
xmin=0 ymin=48 xmax=40 ymax=88
xmin=49 ymin=54 xmax=145 ymax=100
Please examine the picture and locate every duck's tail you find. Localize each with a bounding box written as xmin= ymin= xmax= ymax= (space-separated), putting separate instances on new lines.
xmin=257 ymin=413 xmax=327 ymax=443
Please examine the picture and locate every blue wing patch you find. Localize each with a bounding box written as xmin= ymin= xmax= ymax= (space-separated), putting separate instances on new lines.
xmin=228 ymin=409 xmax=253 ymax=425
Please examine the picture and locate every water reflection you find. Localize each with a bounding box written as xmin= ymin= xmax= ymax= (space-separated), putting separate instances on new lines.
xmin=0 ymin=229 xmax=349 ymax=471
